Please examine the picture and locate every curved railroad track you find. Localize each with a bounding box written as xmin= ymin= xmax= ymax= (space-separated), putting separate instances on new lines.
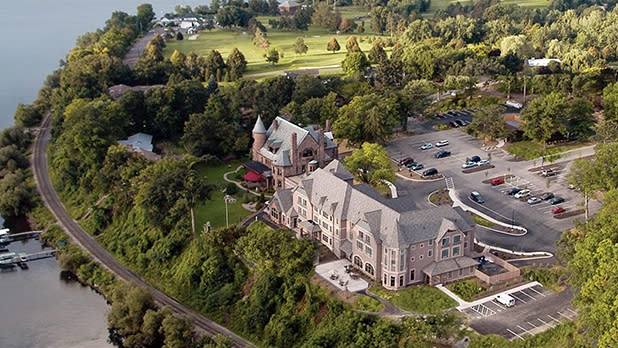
xmin=32 ymin=114 xmax=255 ymax=348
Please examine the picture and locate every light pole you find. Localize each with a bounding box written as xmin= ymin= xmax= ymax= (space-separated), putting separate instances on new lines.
xmin=224 ymin=194 xmax=236 ymax=228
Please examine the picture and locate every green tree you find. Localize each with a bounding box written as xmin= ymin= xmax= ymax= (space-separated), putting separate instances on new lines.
xmin=136 ymin=3 xmax=155 ymax=32
xmin=205 ymin=50 xmax=227 ymax=82
xmin=311 ymin=2 xmax=340 ymax=31
xmin=368 ymin=42 xmax=387 ymax=65
xmin=566 ymin=98 xmax=595 ymax=140
xmin=169 ymin=49 xmax=187 ymax=69
xmin=333 ymin=93 xmax=399 ymax=145
xmin=603 ymin=82 xmax=618 ymax=121
xmin=327 ymin=37 xmax=341 ymax=53
xmin=14 ymin=103 xmax=42 ymax=127
xmin=343 ymin=142 xmax=395 ymax=186
xmin=265 ymin=48 xmax=280 ymax=64
xmin=107 ymin=283 xmax=157 ymax=345
xmin=0 ymin=169 xmax=35 ymax=217
xmin=226 ymin=48 xmax=247 ymax=80
xmin=342 ymin=52 xmax=370 ymax=76
xmin=567 ymin=158 xmax=598 ymax=219
xmin=161 ymin=313 xmax=195 ymax=348
xmin=467 ymin=105 xmax=509 ymax=142
xmin=339 ymin=18 xmax=357 ymax=33
xmin=293 ymin=37 xmax=308 ymax=55
xmin=520 ymin=92 xmax=568 ymax=146
xmin=345 ymin=35 xmax=361 ymax=53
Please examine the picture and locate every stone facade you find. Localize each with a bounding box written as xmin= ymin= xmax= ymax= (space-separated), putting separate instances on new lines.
xmin=267 ymin=160 xmax=477 ymax=290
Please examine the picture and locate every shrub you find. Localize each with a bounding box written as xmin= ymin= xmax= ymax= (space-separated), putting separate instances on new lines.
xmin=446 ymin=279 xmax=485 ymax=302
xmin=226 ymin=182 xmax=239 ymax=195
xmin=352 ymin=295 xmax=385 ymax=312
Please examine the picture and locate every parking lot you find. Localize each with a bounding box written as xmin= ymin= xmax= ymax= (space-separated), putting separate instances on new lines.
xmin=388 ymin=129 xmax=598 ymax=254
xmin=462 ymin=284 xmax=577 ymax=341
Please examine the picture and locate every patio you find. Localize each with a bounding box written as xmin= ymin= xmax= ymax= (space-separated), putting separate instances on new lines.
xmin=315 ymin=259 xmax=369 ymax=293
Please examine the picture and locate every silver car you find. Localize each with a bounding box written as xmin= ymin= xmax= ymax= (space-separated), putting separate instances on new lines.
xmin=420 ymin=143 xmax=433 ymax=150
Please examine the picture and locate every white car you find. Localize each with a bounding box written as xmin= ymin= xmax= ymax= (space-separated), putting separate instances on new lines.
xmin=462 ymin=162 xmax=477 ymax=169
xmin=420 ymin=143 xmax=433 ymax=150
xmin=435 ymin=140 xmax=449 ymax=147
xmin=514 ymin=189 xmax=531 ymax=199
xmin=476 ymin=159 xmax=490 ymax=167
xmin=527 ymin=197 xmax=542 ymax=205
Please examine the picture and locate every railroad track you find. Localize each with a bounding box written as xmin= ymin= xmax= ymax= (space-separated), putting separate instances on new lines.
xmin=32 ymin=114 xmax=255 ymax=348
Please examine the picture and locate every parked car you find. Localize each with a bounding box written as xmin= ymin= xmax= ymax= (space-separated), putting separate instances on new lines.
xmin=470 ymin=191 xmax=485 ymax=204
xmin=476 ymin=159 xmax=490 ymax=167
xmin=541 ymin=169 xmax=557 ymax=177
xmin=552 ymin=206 xmax=566 ymax=214
xmin=420 ymin=143 xmax=433 ymax=150
xmin=435 ymin=150 xmax=451 ymax=158
xmin=549 ymin=197 xmax=565 ymax=205
xmin=527 ymin=197 xmax=542 ymax=205
xmin=399 ymin=157 xmax=414 ymax=165
xmin=462 ymin=162 xmax=477 ymax=169
xmin=514 ymin=189 xmax=531 ymax=199
xmin=410 ymin=163 xmax=424 ymax=170
xmin=541 ymin=193 xmax=555 ymax=200
xmin=468 ymin=155 xmax=481 ymax=163
xmin=455 ymin=119 xmax=466 ymax=127
xmin=491 ymin=178 xmax=505 ymax=185
xmin=507 ymin=187 xmax=521 ymax=195
xmin=422 ymin=168 xmax=438 ymax=177
xmin=435 ymin=113 xmax=445 ymax=119
xmin=436 ymin=140 xmax=449 ymax=147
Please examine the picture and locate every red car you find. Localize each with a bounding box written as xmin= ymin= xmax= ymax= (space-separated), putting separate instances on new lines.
xmin=491 ymin=178 xmax=505 ymax=185
xmin=552 ymin=206 xmax=566 ymax=214
xmin=400 ymin=157 xmax=414 ymax=165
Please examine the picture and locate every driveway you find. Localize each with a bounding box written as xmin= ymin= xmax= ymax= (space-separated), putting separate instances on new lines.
xmin=387 ymin=130 xmax=598 ymax=254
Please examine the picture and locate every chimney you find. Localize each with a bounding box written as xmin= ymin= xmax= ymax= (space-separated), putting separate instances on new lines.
xmin=318 ymin=129 xmax=325 ymax=167
xmin=273 ymin=119 xmax=278 ymax=131
xmin=290 ymin=132 xmax=297 ymax=167
xmin=325 ymin=119 xmax=331 ymax=132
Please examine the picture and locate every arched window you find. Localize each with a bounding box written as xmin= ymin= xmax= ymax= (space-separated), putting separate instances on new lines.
xmin=354 ymin=256 xmax=363 ymax=268
xmin=365 ymin=263 xmax=375 ymax=276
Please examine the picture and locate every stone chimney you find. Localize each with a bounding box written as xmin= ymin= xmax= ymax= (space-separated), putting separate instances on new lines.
xmin=325 ymin=119 xmax=331 ymax=132
xmin=318 ymin=129 xmax=325 ymax=167
xmin=273 ymin=119 xmax=278 ymax=131
xmin=290 ymin=132 xmax=297 ymax=167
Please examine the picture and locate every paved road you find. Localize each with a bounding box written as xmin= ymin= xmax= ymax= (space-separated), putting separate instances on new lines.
xmin=32 ymin=115 xmax=256 ymax=348
xmin=123 ymin=28 xmax=165 ymax=68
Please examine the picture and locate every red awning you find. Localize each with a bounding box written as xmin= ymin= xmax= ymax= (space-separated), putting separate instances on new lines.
xmin=244 ymin=171 xmax=263 ymax=182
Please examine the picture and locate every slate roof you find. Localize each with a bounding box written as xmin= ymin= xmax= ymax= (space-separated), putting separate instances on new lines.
xmin=296 ymin=161 xmax=475 ymax=249
xmin=118 ymin=133 xmax=154 ymax=152
xmin=272 ymin=189 xmax=296 ymax=216
xmin=423 ymin=256 xmax=477 ymax=276
xmin=244 ymin=160 xmax=270 ymax=174
xmin=256 ymin=116 xmax=337 ymax=167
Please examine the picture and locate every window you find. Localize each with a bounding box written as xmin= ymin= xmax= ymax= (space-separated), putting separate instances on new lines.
xmin=420 ymin=243 xmax=424 ymax=248
xmin=335 ymin=229 xmax=339 ymax=236
xmin=429 ymin=240 xmax=433 ymax=246
xmin=365 ymin=263 xmax=374 ymax=275
xmin=453 ymin=235 xmax=461 ymax=244
xmin=354 ymin=256 xmax=363 ymax=268
xmin=441 ymin=249 xmax=449 ymax=259
xmin=453 ymin=247 xmax=460 ymax=256
xmin=399 ymin=275 xmax=404 ymax=287
xmin=322 ymin=211 xmax=328 ymax=218
xmin=391 ymin=250 xmax=396 ymax=272
xmin=365 ymin=246 xmax=372 ymax=256
xmin=442 ymin=237 xmax=449 ymax=247
xmin=358 ymin=231 xmax=364 ymax=240
xmin=400 ymin=252 xmax=405 ymax=271
xmin=302 ymin=149 xmax=313 ymax=157
xmin=322 ymin=221 xmax=329 ymax=229
xmin=271 ymin=208 xmax=278 ymax=218
xmin=411 ymin=245 xmax=416 ymax=250
xmin=410 ymin=256 xmax=415 ymax=262
xmin=419 ymin=255 xmax=423 ymax=260
xmin=357 ymin=241 xmax=363 ymax=250
xmin=365 ymin=235 xmax=371 ymax=244
xmin=384 ymin=274 xmax=387 ymax=284
xmin=464 ymin=241 xmax=468 ymax=249
xmin=384 ymin=249 xmax=388 ymax=267
xmin=410 ymin=269 xmax=415 ymax=281
xmin=428 ymin=250 xmax=432 ymax=257
xmin=322 ymin=235 xmax=329 ymax=243
xmin=390 ymin=276 xmax=395 ymax=287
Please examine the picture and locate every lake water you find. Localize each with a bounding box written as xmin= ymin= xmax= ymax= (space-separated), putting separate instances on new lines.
xmin=0 ymin=0 xmax=205 ymax=130
xmin=0 ymin=1 xmax=205 ymax=346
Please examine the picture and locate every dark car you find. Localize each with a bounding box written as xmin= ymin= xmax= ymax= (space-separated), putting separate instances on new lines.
xmin=435 ymin=150 xmax=451 ymax=158
xmin=405 ymin=161 xmax=419 ymax=168
xmin=449 ymin=121 xmax=459 ymax=128
xmin=507 ymin=187 xmax=521 ymax=195
xmin=549 ymin=197 xmax=565 ymax=205
xmin=470 ymin=191 xmax=485 ymax=204
xmin=422 ymin=168 xmax=438 ymax=177
xmin=541 ymin=192 xmax=555 ymax=200
xmin=455 ymin=119 xmax=466 ymax=126
xmin=468 ymin=155 xmax=481 ymax=163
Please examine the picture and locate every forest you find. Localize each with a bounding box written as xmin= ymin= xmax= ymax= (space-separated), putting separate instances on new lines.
xmin=1 ymin=0 xmax=618 ymax=347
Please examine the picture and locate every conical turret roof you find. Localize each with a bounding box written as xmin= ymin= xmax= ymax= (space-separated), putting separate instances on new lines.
xmin=253 ymin=116 xmax=266 ymax=134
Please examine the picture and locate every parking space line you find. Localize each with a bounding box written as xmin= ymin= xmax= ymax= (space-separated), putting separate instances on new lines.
xmin=507 ymin=329 xmax=525 ymax=340
xmin=557 ymin=311 xmax=571 ymax=319
xmin=528 ymin=286 xmax=546 ymax=297
xmin=548 ymin=314 xmax=561 ymax=323
xmin=527 ymin=321 xmax=537 ymax=328
xmin=566 ymin=308 xmax=577 ymax=315
xmin=509 ymin=293 xmax=527 ymax=303
xmin=537 ymin=318 xmax=551 ymax=327
xmin=517 ymin=325 xmax=531 ymax=334
xmin=520 ymin=289 xmax=537 ymax=300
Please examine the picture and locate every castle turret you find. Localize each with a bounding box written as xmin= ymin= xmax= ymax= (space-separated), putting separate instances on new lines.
xmin=252 ymin=116 xmax=267 ymax=160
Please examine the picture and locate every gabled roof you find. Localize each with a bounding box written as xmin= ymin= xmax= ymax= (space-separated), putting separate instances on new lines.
xmin=323 ymin=158 xmax=354 ymax=181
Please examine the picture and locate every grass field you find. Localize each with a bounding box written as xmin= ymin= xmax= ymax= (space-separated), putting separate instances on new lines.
xmin=427 ymin=0 xmax=549 ymax=13
xmin=193 ymin=160 xmax=253 ymax=230
xmin=370 ymin=285 xmax=458 ymax=314
xmin=164 ymin=26 xmax=387 ymax=76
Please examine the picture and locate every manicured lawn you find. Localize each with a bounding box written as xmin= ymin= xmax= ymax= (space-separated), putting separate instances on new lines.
xmin=193 ymin=160 xmax=253 ymax=230
xmin=427 ymin=0 xmax=548 ymax=14
xmin=164 ymin=27 xmax=388 ymax=76
xmin=504 ymin=141 xmax=590 ymax=160
xmin=370 ymin=285 xmax=458 ymax=314
xmin=471 ymin=214 xmax=494 ymax=228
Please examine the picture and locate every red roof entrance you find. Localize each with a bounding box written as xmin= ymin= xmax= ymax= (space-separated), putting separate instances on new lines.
xmin=244 ymin=170 xmax=262 ymax=182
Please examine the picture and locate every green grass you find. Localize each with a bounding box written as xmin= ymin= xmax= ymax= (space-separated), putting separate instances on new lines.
xmin=370 ymin=285 xmax=457 ymax=314
xmin=351 ymin=295 xmax=385 ymax=312
xmin=523 ymin=266 xmax=568 ymax=292
xmin=193 ymin=160 xmax=252 ymax=230
xmin=471 ymin=214 xmax=495 ymax=228
xmin=164 ymin=27 xmax=388 ymax=76
xmin=427 ymin=0 xmax=549 ymax=14
xmin=446 ymin=279 xmax=486 ymax=302
xmin=504 ymin=141 xmax=589 ymax=161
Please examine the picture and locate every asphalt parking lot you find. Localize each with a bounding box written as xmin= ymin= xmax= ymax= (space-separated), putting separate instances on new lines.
xmin=463 ymin=285 xmax=576 ymax=341
xmin=388 ymin=129 xmax=598 ymax=253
